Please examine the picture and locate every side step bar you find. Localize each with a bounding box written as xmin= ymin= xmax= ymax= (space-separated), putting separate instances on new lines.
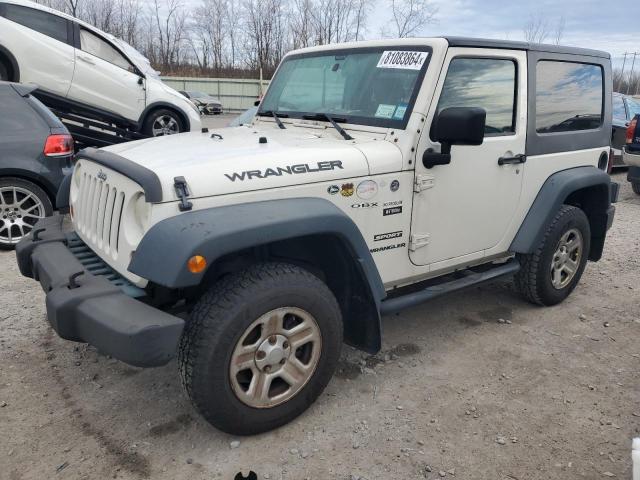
xmin=380 ymin=260 xmax=521 ymax=315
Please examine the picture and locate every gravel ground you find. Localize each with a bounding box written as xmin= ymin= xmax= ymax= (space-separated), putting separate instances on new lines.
xmin=1 ymin=171 xmax=638 ymax=480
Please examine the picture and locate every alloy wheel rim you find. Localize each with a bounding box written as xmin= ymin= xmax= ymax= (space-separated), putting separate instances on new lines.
xmin=0 ymin=186 xmax=45 ymax=245
xmin=550 ymin=228 xmax=583 ymax=289
xmin=151 ymin=115 xmax=179 ymax=136
xmin=229 ymin=307 xmax=322 ymax=408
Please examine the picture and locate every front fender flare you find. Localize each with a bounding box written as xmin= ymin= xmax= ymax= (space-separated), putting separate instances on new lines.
xmin=129 ymin=197 xmax=386 ymax=302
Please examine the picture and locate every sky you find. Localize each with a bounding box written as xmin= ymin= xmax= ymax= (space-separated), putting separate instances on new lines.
xmin=367 ymin=0 xmax=640 ymax=68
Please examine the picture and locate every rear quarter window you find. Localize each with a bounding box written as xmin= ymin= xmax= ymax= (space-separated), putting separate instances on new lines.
xmin=535 ymin=61 xmax=603 ymax=133
xmin=2 ymin=4 xmax=69 ymax=44
xmin=0 ymin=89 xmax=47 ymax=137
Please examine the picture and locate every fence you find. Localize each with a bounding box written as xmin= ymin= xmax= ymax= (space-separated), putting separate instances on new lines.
xmin=161 ymin=76 xmax=270 ymax=112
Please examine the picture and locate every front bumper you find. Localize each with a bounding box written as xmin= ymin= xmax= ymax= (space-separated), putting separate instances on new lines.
xmin=16 ymin=216 xmax=184 ymax=367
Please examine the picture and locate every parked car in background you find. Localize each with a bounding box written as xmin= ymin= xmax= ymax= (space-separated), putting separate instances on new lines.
xmin=0 ymin=81 xmax=73 ymax=248
xmin=612 ymin=92 xmax=640 ymax=166
xmin=622 ymin=114 xmax=640 ymax=194
xmin=0 ymin=0 xmax=201 ymax=137
xmin=179 ymin=90 xmax=223 ymax=115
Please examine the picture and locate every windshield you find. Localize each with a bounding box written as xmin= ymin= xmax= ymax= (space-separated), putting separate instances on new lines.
xmin=112 ymin=37 xmax=160 ymax=78
xmin=259 ymin=47 xmax=431 ymax=128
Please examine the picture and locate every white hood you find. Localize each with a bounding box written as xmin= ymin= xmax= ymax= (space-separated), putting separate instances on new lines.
xmin=102 ymin=125 xmax=383 ymax=201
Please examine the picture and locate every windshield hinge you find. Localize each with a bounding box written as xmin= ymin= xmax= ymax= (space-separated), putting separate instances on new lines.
xmin=414 ymin=174 xmax=435 ymax=192
xmin=409 ymin=233 xmax=430 ymax=251
xmin=173 ymin=176 xmax=193 ymax=212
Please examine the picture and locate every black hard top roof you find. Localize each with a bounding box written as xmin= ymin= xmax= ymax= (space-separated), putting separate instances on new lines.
xmin=444 ymin=37 xmax=610 ymax=59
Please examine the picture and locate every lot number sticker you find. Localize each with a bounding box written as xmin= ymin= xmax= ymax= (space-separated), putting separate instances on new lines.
xmin=377 ymin=51 xmax=429 ymax=70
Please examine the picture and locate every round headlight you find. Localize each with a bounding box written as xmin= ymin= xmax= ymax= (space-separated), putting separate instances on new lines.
xmin=133 ymin=193 xmax=151 ymax=229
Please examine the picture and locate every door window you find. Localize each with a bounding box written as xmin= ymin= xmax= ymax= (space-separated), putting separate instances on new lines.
xmin=535 ymin=61 xmax=603 ymax=133
xmin=3 ymin=4 xmax=68 ymax=43
xmin=79 ymin=28 xmax=134 ymax=72
xmin=435 ymin=57 xmax=517 ymax=136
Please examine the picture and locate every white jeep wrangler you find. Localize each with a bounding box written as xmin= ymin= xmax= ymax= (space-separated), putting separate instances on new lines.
xmin=17 ymin=37 xmax=618 ymax=435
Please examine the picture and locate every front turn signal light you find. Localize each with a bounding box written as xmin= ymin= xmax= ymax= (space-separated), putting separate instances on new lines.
xmin=187 ymin=255 xmax=207 ymax=274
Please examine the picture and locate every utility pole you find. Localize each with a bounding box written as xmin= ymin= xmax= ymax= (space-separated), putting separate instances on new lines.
xmin=627 ymin=52 xmax=638 ymax=96
xmin=619 ymin=52 xmax=628 ymax=92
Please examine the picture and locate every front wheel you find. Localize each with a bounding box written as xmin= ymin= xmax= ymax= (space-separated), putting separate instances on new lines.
xmin=142 ymin=109 xmax=184 ymax=137
xmin=0 ymin=178 xmax=53 ymax=250
xmin=515 ymin=205 xmax=590 ymax=306
xmin=632 ymin=182 xmax=640 ymax=195
xmin=178 ymin=262 xmax=343 ymax=435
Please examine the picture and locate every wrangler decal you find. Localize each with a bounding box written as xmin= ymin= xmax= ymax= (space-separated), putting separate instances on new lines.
xmin=224 ymin=161 xmax=344 ymax=181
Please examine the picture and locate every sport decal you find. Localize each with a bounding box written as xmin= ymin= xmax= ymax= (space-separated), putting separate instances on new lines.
xmin=377 ymin=51 xmax=429 ymax=70
xmin=327 ymin=185 xmax=339 ymax=195
xmin=374 ymin=231 xmax=403 ymax=242
xmin=383 ymin=206 xmax=403 ymax=216
xmin=224 ymin=161 xmax=343 ymax=181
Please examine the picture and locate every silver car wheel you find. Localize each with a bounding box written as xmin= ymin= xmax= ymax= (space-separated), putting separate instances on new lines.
xmin=230 ymin=307 xmax=322 ymax=409
xmin=550 ymin=227 xmax=583 ymax=289
xmin=0 ymin=186 xmax=45 ymax=245
xmin=151 ymin=115 xmax=179 ymax=136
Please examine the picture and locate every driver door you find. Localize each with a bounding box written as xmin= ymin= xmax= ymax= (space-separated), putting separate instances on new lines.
xmin=67 ymin=26 xmax=144 ymax=122
xmin=410 ymin=48 xmax=527 ymax=268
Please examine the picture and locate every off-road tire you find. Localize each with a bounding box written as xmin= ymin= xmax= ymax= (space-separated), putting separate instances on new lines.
xmin=632 ymin=182 xmax=640 ymax=195
xmin=0 ymin=177 xmax=53 ymax=250
xmin=141 ymin=108 xmax=184 ymax=137
xmin=515 ymin=205 xmax=590 ymax=306
xmin=178 ymin=262 xmax=343 ymax=435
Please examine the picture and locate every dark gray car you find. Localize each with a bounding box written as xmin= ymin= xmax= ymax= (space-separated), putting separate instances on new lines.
xmin=612 ymin=92 xmax=640 ymax=166
xmin=0 ymin=81 xmax=73 ymax=248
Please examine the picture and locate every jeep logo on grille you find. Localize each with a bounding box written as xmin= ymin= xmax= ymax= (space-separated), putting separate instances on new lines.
xmin=97 ymin=170 xmax=107 ymax=181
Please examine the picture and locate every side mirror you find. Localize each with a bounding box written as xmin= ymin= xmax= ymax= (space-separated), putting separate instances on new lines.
xmin=423 ymin=107 xmax=486 ymax=169
xmin=253 ymin=100 xmax=261 ymax=107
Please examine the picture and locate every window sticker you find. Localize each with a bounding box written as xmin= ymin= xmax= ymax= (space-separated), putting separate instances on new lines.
xmin=375 ymin=104 xmax=396 ymax=118
xmin=393 ymin=104 xmax=408 ymax=120
xmin=377 ymin=51 xmax=429 ymax=70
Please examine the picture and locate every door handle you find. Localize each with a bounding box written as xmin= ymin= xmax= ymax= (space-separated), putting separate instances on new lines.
xmin=498 ymin=154 xmax=526 ymax=165
xmin=78 ymin=55 xmax=95 ymax=65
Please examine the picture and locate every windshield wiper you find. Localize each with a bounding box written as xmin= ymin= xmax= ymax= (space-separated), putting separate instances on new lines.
xmin=302 ymin=113 xmax=353 ymax=140
xmin=257 ymin=110 xmax=287 ymax=129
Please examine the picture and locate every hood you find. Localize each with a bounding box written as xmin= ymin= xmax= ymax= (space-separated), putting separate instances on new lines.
xmin=101 ymin=125 xmax=380 ymax=201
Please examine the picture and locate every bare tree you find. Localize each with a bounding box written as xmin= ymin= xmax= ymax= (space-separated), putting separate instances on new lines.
xmin=149 ymin=0 xmax=189 ymax=69
xmin=523 ymin=12 xmax=550 ymax=44
xmin=553 ymin=16 xmax=565 ymax=45
xmin=243 ymin=0 xmax=287 ymax=72
xmin=387 ymin=0 xmax=438 ymax=38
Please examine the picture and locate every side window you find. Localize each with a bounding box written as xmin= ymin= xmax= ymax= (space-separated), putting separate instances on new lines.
xmin=613 ymin=96 xmax=627 ymax=121
xmin=536 ymin=61 xmax=603 ymax=133
xmin=79 ymin=28 xmax=133 ymax=72
xmin=435 ymin=57 xmax=516 ymax=136
xmin=3 ymin=4 xmax=68 ymax=44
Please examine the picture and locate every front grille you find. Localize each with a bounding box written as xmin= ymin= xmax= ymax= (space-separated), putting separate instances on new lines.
xmin=74 ymin=171 xmax=125 ymax=255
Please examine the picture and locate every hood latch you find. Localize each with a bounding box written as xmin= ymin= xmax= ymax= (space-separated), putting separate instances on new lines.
xmin=173 ymin=176 xmax=193 ymax=212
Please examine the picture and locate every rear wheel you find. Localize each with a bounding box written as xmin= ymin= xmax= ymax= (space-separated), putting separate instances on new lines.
xmin=178 ymin=262 xmax=343 ymax=435
xmin=632 ymin=182 xmax=640 ymax=195
xmin=515 ymin=205 xmax=590 ymax=306
xmin=142 ymin=109 xmax=184 ymax=137
xmin=0 ymin=178 xmax=53 ymax=249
